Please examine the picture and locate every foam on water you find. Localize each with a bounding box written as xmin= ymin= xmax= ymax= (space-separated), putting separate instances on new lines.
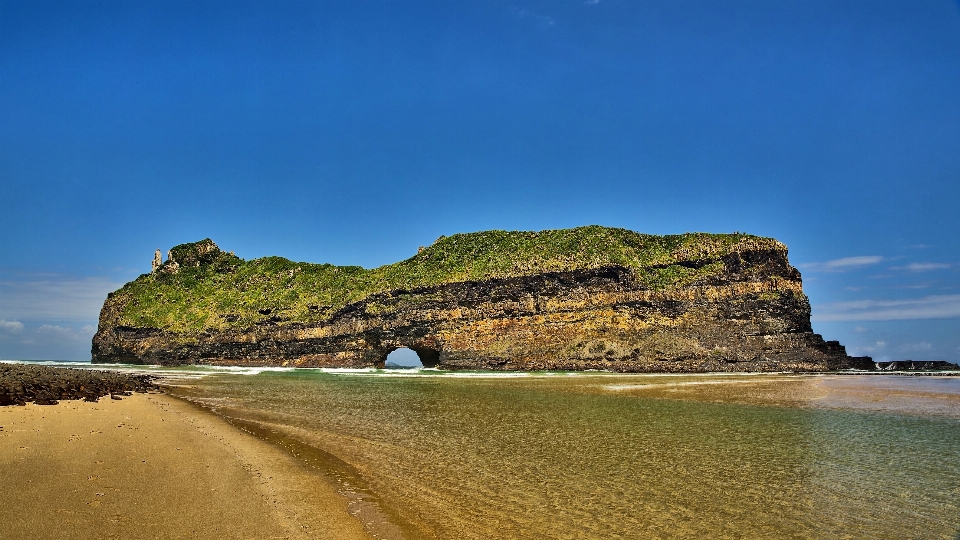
xmin=604 ymin=378 xmax=788 ymax=391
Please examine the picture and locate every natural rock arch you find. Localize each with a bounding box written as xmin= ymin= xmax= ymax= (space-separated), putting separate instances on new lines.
xmin=92 ymin=230 xmax=873 ymax=372
xmin=385 ymin=347 xmax=422 ymax=367
xmin=378 ymin=346 xmax=441 ymax=368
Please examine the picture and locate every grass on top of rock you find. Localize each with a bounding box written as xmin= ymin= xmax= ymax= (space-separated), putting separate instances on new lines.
xmin=110 ymin=226 xmax=784 ymax=333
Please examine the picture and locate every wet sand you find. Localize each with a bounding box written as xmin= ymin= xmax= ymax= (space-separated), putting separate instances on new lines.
xmin=0 ymin=394 xmax=372 ymax=540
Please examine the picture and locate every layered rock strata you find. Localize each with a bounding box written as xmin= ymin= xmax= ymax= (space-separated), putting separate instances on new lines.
xmin=92 ymin=228 xmax=871 ymax=372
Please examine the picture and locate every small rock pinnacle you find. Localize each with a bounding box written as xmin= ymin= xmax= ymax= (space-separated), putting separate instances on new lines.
xmin=151 ymin=249 xmax=162 ymax=273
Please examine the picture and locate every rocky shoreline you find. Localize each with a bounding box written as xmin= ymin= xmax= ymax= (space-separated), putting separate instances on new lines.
xmin=874 ymin=360 xmax=959 ymax=371
xmin=0 ymin=363 xmax=157 ymax=406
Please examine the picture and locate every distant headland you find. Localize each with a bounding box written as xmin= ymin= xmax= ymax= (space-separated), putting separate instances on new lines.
xmin=92 ymin=226 xmax=875 ymax=371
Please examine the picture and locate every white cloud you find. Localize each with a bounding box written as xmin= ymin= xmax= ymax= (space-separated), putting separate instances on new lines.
xmin=800 ymin=256 xmax=883 ymax=272
xmin=859 ymin=341 xmax=887 ymax=353
xmin=35 ymin=324 xmax=96 ymax=342
xmin=0 ymin=322 xmax=99 ymax=359
xmin=18 ymin=324 xmax=97 ymax=347
xmin=0 ymin=276 xmax=122 ymax=322
xmin=812 ymin=294 xmax=960 ymax=322
xmin=899 ymin=341 xmax=932 ymax=352
xmin=513 ymin=7 xmax=556 ymax=26
xmin=904 ymin=262 xmax=951 ymax=272
xmin=895 ymin=283 xmax=932 ymax=289
xmin=0 ymin=320 xmax=24 ymax=333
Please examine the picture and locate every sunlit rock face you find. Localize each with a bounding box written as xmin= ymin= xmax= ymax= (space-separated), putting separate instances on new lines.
xmin=92 ymin=227 xmax=871 ymax=372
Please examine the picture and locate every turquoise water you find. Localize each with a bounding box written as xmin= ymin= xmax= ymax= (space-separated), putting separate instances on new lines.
xmin=162 ymin=371 xmax=960 ymax=539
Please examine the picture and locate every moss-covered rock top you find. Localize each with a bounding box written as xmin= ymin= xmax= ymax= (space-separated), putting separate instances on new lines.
xmin=106 ymin=226 xmax=784 ymax=333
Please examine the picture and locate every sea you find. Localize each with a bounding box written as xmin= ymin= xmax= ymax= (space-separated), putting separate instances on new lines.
xmin=11 ymin=361 xmax=960 ymax=539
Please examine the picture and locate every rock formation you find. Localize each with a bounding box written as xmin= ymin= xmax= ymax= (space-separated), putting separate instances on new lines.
xmin=92 ymin=226 xmax=872 ymax=371
xmin=874 ymin=360 xmax=958 ymax=371
xmin=0 ymin=363 xmax=157 ymax=406
xmin=152 ymin=249 xmax=162 ymax=273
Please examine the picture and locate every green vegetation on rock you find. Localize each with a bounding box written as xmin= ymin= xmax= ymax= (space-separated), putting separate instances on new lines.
xmin=108 ymin=226 xmax=784 ymax=333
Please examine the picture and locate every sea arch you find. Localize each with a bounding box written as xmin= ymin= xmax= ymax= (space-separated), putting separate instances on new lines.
xmin=380 ymin=345 xmax=441 ymax=368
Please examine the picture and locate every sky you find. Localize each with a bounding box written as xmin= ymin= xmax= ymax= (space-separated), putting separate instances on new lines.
xmin=1 ymin=0 xmax=959 ymax=362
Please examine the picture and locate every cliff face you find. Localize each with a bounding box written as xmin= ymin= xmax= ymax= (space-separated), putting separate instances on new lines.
xmin=92 ymin=227 xmax=871 ymax=371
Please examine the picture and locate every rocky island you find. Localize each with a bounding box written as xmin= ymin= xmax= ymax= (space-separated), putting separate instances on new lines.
xmin=92 ymin=226 xmax=872 ymax=371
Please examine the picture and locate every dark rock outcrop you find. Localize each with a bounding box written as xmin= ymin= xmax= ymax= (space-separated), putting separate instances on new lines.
xmin=0 ymin=363 xmax=157 ymax=406
xmin=92 ymin=228 xmax=870 ymax=372
xmin=874 ymin=360 xmax=959 ymax=371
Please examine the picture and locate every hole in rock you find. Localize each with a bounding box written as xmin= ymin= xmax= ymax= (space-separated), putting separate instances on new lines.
xmin=385 ymin=348 xmax=423 ymax=368
xmin=384 ymin=347 xmax=441 ymax=368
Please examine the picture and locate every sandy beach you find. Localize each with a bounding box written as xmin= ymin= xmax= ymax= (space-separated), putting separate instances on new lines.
xmin=0 ymin=393 xmax=372 ymax=540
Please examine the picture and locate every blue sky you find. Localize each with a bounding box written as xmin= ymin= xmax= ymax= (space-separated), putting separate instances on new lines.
xmin=1 ymin=0 xmax=958 ymax=362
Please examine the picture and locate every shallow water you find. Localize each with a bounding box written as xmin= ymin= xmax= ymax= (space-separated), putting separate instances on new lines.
xmin=157 ymin=371 xmax=960 ymax=539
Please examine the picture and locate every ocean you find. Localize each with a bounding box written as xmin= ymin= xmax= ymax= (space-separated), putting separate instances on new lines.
xmin=151 ymin=368 xmax=960 ymax=539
